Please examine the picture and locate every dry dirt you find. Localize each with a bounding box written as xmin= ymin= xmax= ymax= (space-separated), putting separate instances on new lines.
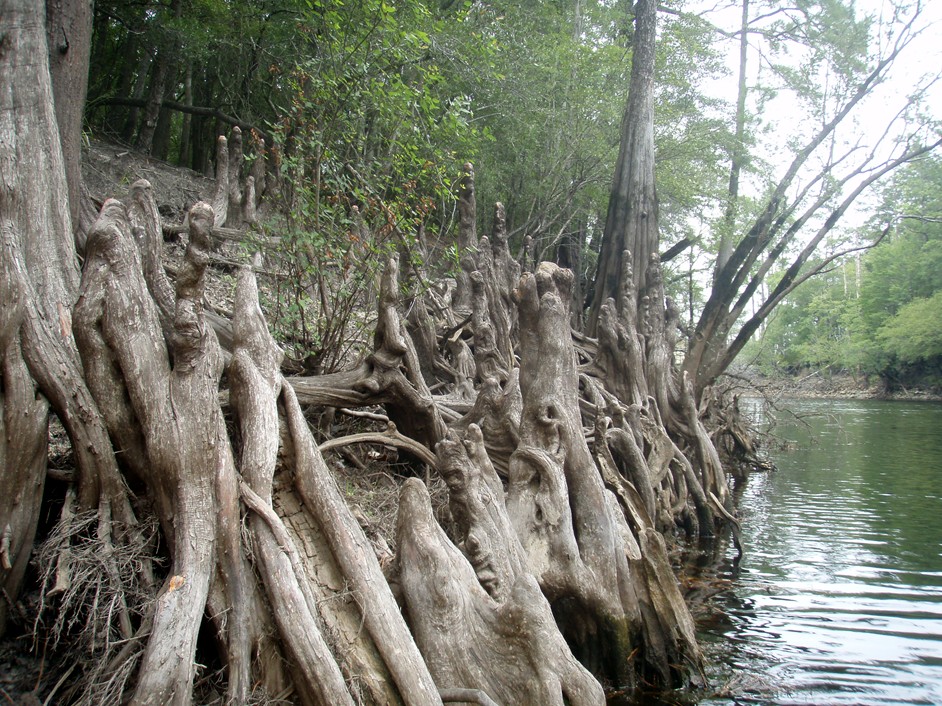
xmin=82 ymin=138 xmax=216 ymax=221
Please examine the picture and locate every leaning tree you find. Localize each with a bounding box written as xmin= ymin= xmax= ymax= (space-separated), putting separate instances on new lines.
xmin=679 ymin=0 xmax=941 ymax=400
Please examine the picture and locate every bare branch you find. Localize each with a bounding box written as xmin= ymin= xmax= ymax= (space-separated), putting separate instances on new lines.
xmin=707 ymin=137 xmax=942 ymax=382
xmin=716 ymin=6 xmax=923 ymax=293
xmin=318 ymin=422 xmax=438 ymax=468
xmin=90 ymin=96 xmax=271 ymax=142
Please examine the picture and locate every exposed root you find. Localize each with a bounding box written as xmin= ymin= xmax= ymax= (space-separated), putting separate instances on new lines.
xmin=32 ymin=507 xmax=160 ymax=705
xmin=319 ymin=422 xmax=438 ymax=468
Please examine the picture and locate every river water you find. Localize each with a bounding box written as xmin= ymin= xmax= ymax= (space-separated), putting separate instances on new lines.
xmin=698 ymin=398 xmax=942 ymax=705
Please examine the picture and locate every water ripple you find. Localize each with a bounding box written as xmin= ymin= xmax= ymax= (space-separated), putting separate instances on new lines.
xmin=700 ymin=399 xmax=942 ymax=706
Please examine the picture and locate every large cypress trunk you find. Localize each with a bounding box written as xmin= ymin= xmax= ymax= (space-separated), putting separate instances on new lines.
xmin=1 ymin=0 xmax=87 ymax=635
xmin=585 ymin=0 xmax=658 ymax=334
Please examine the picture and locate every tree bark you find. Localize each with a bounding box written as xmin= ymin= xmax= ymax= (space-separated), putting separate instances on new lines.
xmin=68 ymin=191 xmax=451 ymax=704
xmin=586 ymin=0 xmax=658 ymax=333
xmin=46 ymin=0 xmax=95 ymax=246
xmin=75 ymin=201 xmax=222 ymax=704
xmin=507 ymin=263 xmax=642 ymax=685
xmin=226 ymin=125 xmax=244 ymax=228
xmin=0 ymin=0 xmax=112 ymax=635
xmin=396 ymin=453 xmax=605 ymax=706
xmin=135 ymin=56 xmax=172 ymax=155
xmin=453 ymin=162 xmax=478 ymax=311
xmin=714 ymin=0 xmax=750 ymax=280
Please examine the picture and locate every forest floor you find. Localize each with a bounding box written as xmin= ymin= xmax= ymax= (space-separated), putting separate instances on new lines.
xmin=82 ymin=138 xmax=215 ymax=219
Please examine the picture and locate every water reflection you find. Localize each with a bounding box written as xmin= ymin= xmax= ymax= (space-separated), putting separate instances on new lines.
xmin=698 ymin=399 xmax=942 ymax=706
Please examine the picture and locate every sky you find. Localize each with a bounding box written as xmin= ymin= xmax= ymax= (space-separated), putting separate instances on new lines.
xmin=683 ymin=0 xmax=942 ymax=230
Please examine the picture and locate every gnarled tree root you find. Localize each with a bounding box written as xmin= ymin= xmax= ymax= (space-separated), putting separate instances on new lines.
xmin=397 ymin=475 xmax=605 ymax=706
xmin=72 ymin=197 xmax=443 ymax=705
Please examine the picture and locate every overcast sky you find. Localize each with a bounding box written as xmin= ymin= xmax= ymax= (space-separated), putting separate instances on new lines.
xmin=683 ymin=0 xmax=941 ymax=227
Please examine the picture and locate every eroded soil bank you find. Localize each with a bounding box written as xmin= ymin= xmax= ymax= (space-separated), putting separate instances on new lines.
xmin=736 ymin=369 xmax=941 ymax=403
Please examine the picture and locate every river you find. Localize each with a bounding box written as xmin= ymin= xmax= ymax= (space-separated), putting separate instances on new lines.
xmin=697 ymin=398 xmax=942 ymax=705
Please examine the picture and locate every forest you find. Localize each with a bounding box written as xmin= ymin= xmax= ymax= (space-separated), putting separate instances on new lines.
xmin=76 ymin=0 xmax=942 ymax=388
xmin=0 ymin=0 xmax=939 ymax=704
xmin=747 ymin=153 xmax=942 ymax=392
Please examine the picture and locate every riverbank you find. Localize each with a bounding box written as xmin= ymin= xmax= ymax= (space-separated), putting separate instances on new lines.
xmin=741 ymin=370 xmax=942 ymax=402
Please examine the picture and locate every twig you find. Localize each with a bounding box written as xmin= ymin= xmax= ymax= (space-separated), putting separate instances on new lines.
xmin=337 ymin=408 xmax=389 ymax=423
xmin=43 ymin=662 xmax=77 ymax=706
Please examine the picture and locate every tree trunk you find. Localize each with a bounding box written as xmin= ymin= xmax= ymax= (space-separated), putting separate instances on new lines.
xmin=0 ymin=0 xmax=81 ymax=635
xmin=454 ymin=162 xmax=478 ymax=311
xmin=46 ymin=0 xmax=95 ymax=247
xmin=135 ymin=56 xmax=171 ymax=154
xmin=226 ymin=125 xmax=244 ymax=228
xmin=178 ymin=63 xmax=193 ymax=165
xmin=585 ymin=0 xmax=658 ymax=334
xmin=714 ymin=0 xmax=750 ymax=280
xmin=120 ymin=49 xmax=153 ymax=144
xmin=151 ymin=104 xmax=173 ymax=161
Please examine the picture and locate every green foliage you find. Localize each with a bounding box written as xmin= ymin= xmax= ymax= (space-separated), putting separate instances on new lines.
xmin=877 ymin=291 xmax=942 ymax=365
xmin=88 ymin=0 xmax=305 ymax=145
xmin=259 ymin=0 xmax=481 ymax=371
xmin=859 ymin=233 xmax=942 ymax=333
xmin=749 ymin=263 xmax=859 ymax=372
xmin=279 ymin=0 xmax=476 ymax=221
xmin=749 ymin=153 xmax=942 ymax=384
xmin=84 ymin=0 xmax=937 ymax=385
xmin=654 ymin=11 xmax=732 ymax=247
xmin=452 ymin=0 xmax=627 ymax=243
xmin=435 ymin=0 xmax=730 ymax=308
xmin=761 ymin=0 xmax=871 ymax=103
